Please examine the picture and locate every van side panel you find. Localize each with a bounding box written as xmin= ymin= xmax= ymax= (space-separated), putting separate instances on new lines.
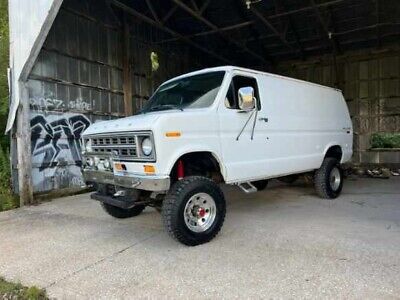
xmin=251 ymin=74 xmax=352 ymax=180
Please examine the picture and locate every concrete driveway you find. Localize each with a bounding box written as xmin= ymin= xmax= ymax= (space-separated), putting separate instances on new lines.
xmin=0 ymin=178 xmax=399 ymax=299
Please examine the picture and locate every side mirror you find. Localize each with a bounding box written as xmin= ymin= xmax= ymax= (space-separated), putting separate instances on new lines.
xmin=238 ymin=86 xmax=256 ymax=111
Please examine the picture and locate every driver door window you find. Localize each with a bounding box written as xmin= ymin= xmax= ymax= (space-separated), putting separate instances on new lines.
xmin=225 ymin=76 xmax=261 ymax=110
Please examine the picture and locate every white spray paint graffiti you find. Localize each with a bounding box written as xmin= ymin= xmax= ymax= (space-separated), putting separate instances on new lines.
xmin=30 ymin=97 xmax=64 ymax=112
xmin=69 ymin=98 xmax=92 ymax=111
xmin=30 ymin=96 xmax=92 ymax=113
xmin=71 ymin=176 xmax=86 ymax=187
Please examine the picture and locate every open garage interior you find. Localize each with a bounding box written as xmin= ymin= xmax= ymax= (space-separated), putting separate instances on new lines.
xmin=7 ymin=0 xmax=400 ymax=200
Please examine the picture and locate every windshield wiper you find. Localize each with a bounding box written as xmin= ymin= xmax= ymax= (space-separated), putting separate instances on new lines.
xmin=146 ymin=104 xmax=184 ymax=113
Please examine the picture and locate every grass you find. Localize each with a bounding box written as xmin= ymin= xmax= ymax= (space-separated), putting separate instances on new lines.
xmin=0 ymin=144 xmax=18 ymax=212
xmin=0 ymin=190 xmax=18 ymax=212
xmin=0 ymin=277 xmax=48 ymax=300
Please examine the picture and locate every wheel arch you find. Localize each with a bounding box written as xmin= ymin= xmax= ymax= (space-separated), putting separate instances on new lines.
xmin=323 ymin=144 xmax=343 ymax=162
xmin=167 ymin=150 xmax=226 ymax=183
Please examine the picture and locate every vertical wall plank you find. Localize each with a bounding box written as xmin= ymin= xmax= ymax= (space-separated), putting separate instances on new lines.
xmin=122 ymin=13 xmax=133 ymax=116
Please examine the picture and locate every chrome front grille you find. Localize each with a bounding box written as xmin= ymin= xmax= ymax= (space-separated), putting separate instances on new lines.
xmin=92 ymin=136 xmax=136 ymax=146
xmin=90 ymin=134 xmax=138 ymax=161
xmin=84 ymin=131 xmax=155 ymax=162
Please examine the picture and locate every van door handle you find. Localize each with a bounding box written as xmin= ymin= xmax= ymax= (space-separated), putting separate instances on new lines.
xmin=258 ymin=117 xmax=268 ymax=123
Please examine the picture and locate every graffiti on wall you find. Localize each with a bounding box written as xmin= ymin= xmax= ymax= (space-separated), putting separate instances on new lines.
xmin=30 ymin=96 xmax=92 ymax=113
xmin=31 ymin=114 xmax=91 ymax=170
xmin=31 ymin=113 xmax=91 ymax=191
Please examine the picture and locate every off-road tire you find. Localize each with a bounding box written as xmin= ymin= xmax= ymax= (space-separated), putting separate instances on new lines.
xmin=278 ymin=174 xmax=299 ymax=184
xmin=162 ymin=176 xmax=226 ymax=246
xmin=252 ymin=180 xmax=269 ymax=191
xmin=102 ymin=203 xmax=145 ymax=219
xmin=314 ymin=157 xmax=343 ymax=199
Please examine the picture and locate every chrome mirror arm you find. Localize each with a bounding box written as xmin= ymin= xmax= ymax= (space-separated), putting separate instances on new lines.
xmin=250 ymin=98 xmax=258 ymax=140
xmin=236 ymin=104 xmax=257 ymax=141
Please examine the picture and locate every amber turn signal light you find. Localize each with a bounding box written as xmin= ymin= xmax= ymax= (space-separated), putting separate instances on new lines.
xmin=165 ymin=131 xmax=181 ymax=137
xmin=114 ymin=163 xmax=126 ymax=171
xmin=144 ymin=165 xmax=155 ymax=174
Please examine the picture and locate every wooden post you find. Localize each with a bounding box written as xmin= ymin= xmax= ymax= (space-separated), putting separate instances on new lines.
xmin=122 ymin=12 xmax=133 ymax=116
xmin=16 ymin=82 xmax=34 ymax=206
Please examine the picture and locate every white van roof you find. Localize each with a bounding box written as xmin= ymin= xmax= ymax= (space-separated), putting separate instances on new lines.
xmin=165 ymin=66 xmax=341 ymax=93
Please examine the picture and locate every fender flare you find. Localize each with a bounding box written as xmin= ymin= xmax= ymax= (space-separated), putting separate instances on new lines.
xmin=322 ymin=143 xmax=343 ymax=164
xmin=165 ymin=148 xmax=226 ymax=181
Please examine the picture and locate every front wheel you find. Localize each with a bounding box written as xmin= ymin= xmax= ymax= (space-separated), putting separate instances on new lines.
xmin=314 ymin=157 xmax=343 ymax=199
xmin=162 ymin=176 xmax=226 ymax=246
xmin=102 ymin=203 xmax=145 ymax=219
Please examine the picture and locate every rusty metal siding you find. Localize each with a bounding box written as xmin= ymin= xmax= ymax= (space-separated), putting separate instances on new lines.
xmin=27 ymin=0 xmax=204 ymax=193
xmin=277 ymin=48 xmax=400 ymax=165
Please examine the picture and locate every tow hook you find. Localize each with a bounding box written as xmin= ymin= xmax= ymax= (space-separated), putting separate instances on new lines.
xmin=113 ymin=190 xmax=127 ymax=197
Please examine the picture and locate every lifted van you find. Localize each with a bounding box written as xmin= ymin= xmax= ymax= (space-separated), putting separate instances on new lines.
xmin=81 ymin=66 xmax=353 ymax=246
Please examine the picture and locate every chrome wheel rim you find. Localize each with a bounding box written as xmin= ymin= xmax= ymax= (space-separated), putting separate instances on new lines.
xmin=329 ymin=167 xmax=341 ymax=191
xmin=184 ymin=193 xmax=217 ymax=233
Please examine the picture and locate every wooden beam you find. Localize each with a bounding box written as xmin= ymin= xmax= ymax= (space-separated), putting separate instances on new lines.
xmin=145 ymin=0 xmax=160 ymax=23
xmin=171 ymin=0 xmax=269 ymax=64
xmin=376 ymin=0 xmax=381 ymax=48
xmin=249 ymin=6 xmax=295 ymax=52
xmin=310 ymin=0 xmax=340 ymax=54
xmin=17 ymin=83 xmax=34 ymax=205
xmin=122 ymin=12 xmax=133 ymax=115
xmin=158 ymin=0 xmax=348 ymax=45
xmin=268 ymin=0 xmax=346 ymax=20
xmin=162 ymin=5 xmax=178 ymax=24
xmin=199 ymin=0 xmax=212 ymax=15
xmin=190 ymin=0 xmax=199 ymax=12
xmin=112 ymin=0 xmax=231 ymax=64
xmin=232 ymin=0 xmax=275 ymax=67
xmin=331 ymin=22 xmax=400 ymax=37
xmin=247 ymin=22 xmax=400 ymax=54
xmin=278 ymin=0 xmax=306 ymax=59
xmin=272 ymin=0 xmax=284 ymax=34
xmin=158 ymin=21 xmax=254 ymax=43
xmin=270 ymin=32 xmax=400 ymax=56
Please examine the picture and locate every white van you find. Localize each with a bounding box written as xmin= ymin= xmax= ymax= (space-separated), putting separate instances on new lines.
xmin=81 ymin=66 xmax=353 ymax=246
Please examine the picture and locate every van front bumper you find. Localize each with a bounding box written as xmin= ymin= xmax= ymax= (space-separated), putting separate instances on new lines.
xmin=83 ymin=169 xmax=170 ymax=192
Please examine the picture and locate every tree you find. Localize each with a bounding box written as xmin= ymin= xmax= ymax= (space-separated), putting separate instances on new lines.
xmin=0 ymin=0 xmax=9 ymax=150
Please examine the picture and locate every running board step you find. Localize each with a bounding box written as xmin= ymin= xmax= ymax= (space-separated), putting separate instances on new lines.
xmin=238 ymin=182 xmax=258 ymax=193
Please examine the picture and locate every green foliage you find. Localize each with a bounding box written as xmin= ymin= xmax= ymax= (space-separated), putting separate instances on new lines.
xmin=0 ymin=0 xmax=9 ymax=149
xmin=370 ymin=133 xmax=400 ymax=149
xmin=0 ymin=144 xmax=17 ymax=211
xmin=0 ymin=0 xmax=15 ymax=211
xmin=150 ymin=51 xmax=159 ymax=72
xmin=0 ymin=277 xmax=48 ymax=300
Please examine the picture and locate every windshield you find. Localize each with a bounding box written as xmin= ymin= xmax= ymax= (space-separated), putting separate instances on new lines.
xmin=141 ymin=71 xmax=225 ymax=113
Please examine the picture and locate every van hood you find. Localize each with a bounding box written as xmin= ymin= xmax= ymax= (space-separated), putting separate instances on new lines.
xmin=82 ymin=113 xmax=162 ymax=136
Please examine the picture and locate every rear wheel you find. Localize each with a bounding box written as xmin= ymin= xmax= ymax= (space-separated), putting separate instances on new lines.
xmin=251 ymin=180 xmax=269 ymax=191
xmin=314 ymin=157 xmax=343 ymax=199
xmin=162 ymin=176 xmax=226 ymax=246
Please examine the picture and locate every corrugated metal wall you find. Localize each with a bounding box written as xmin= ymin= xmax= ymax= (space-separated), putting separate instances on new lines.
xmin=277 ymin=47 xmax=400 ymax=165
xmin=25 ymin=0 xmax=204 ymax=193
